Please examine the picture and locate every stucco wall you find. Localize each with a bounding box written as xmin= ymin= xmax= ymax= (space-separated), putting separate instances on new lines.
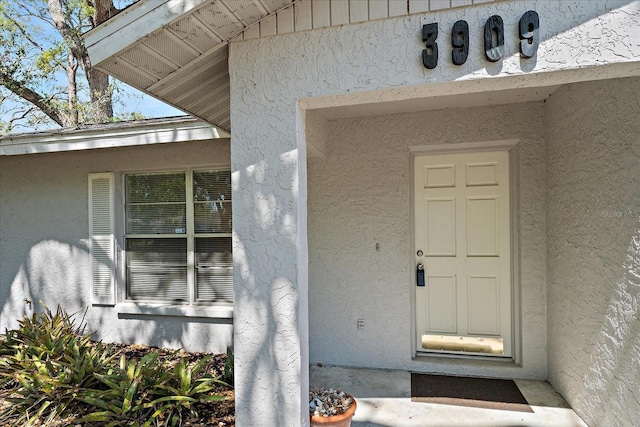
xmin=0 ymin=139 xmax=233 ymax=353
xmin=308 ymin=102 xmax=548 ymax=379
xmin=228 ymin=0 xmax=640 ymax=424
xmin=546 ymin=77 xmax=640 ymax=426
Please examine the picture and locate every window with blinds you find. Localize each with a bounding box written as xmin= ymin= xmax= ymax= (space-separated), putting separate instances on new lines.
xmin=124 ymin=170 xmax=232 ymax=304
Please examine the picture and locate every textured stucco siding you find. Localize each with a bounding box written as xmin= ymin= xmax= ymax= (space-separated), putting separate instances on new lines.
xmin=228 ymin=0 xmax=640 ymax=425
xmin=308 ymin=102 xmax=548 ymax=378
xmin=0 ymin=140 xmax=233 ymax=353
xmin=546 ymin=77 xmax=640 ymax=426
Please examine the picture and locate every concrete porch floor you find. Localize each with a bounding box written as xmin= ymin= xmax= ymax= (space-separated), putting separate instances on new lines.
xmin=310 ymin=365 xmax=588 ymax=427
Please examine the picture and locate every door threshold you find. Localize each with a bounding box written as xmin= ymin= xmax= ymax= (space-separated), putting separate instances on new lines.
xmin=415 ymin=349 xmax=514 ymax=362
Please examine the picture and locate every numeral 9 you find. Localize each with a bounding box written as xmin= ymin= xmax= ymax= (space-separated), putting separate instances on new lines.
xmin=451 ymin=20 xmax=469 ymax=66
xmin=519 ymin=10 xmax=539 ymax=58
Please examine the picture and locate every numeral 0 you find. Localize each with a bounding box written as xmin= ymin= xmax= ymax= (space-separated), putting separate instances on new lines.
xmin=484 ymin=15 xmax=504 ymax=62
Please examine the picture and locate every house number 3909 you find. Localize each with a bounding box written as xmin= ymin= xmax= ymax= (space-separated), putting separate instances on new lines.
xmin=422 ymin=10 xmax=539 ymax=69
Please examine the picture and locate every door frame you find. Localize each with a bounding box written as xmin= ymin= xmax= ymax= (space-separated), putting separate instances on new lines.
xmin=409 ymin=140 xmax=521 ymax=364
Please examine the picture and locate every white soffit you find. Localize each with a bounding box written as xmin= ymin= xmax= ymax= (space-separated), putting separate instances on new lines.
xmin=85 ymin=0 xmax=296 ymax=132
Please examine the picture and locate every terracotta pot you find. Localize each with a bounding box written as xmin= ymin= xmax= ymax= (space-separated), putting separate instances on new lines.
xmin=309 ymin=399 xmax=357 ymax=427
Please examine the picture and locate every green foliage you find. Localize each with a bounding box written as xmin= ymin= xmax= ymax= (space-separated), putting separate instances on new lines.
xmin=0 ymin=305 xmax=115 ymax=425
xmin=0 ymin=0 xmax=69 ymax=111
xmin=0 ymin=305 xmax=230 ymax=426
xmin=223 ymin=347 xmax=234 ymax=385
xmin=77 ymin=353 xmax=161 ymax=426
xmin=78 ymin=352 xmax=228 ymax=426
xmin=110 ymin=111 xmax=145 ymax=122
xmin=0 ymin=0 xmax=144 ymax=133
xmin=144 ymin=355 xmax=226 ymax=426
xmin=34 ymin=44 xmax=65 ymax=75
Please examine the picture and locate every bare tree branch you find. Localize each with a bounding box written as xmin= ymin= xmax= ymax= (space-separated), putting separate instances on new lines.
xmin=9 ymin=106 xmax=38 ymax=131
xmin=0 ymin=10 xmax=43 ymax=51
xmin=0 ymin=68 xmax=66 ymax=127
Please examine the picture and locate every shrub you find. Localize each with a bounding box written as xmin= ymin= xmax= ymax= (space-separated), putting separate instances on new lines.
xmin=0 ymin=305 xmax=230 ymax=426
xmin=0 ymin=305 xmax=115 ymax=425
xmin=79 ymin=352 xmax=227 ymax=426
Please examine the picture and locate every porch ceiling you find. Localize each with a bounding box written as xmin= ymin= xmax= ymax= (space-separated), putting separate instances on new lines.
xmin=84 ymin=0 xmax=296 ymax=132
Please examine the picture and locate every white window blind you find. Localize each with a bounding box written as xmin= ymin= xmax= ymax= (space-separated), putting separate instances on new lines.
xmin=126 ymin=238 xmax=188 ymax=301
xmin=88 ymin=173 xmax=115 ymax=305
xmin=195 ymin=237 xmax=233 ymax=302
xmin=124 ymin=169 xmax=232 ymax=305
xmin=193 ymin=170 xmax=232 ymax=234
xmin=125 ymin=172 xmax=186 ymax=234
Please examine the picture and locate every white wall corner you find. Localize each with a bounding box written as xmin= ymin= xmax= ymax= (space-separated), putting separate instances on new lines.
xmin=301 ymin=107 xmax=328 ymax=158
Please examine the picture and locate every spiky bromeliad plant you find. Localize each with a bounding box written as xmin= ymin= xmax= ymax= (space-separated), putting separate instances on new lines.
xmin=0 ymin=304 xmax=230 ymax=426
xmin=79 ymin=352 xmax=228 ymax=426
xmin=0 ymin=305 xmax=115 ymax=426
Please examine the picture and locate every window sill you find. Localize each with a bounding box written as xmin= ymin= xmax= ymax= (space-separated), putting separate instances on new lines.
xmin=115 ymin=303 xmax=233 ymax=319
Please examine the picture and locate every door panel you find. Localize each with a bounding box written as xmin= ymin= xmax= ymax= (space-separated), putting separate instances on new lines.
xmin=426 ymin=275 xmax=457 ymax=332
xmin=466 ymin=162 xmax=499 ymax=186
xmin=424 ymin=164 xmax=456 ymax=188
xmin=415 ymin=150 xmax=512 ymax=357
xmin=467 ymin=275 xmax=500 ymax=335
xmin=466 ymin=196 xmax=499 ymax=256
xmin=425 ymin=198 xmax=456 ymax=256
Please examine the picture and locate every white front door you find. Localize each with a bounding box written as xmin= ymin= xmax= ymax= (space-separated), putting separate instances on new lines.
xmin=414 ymin=150 xmax=512 ymax=357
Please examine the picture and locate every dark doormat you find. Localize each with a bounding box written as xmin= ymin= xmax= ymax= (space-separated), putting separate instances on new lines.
xmin=410 ymin=373 xmax=533 ymax=413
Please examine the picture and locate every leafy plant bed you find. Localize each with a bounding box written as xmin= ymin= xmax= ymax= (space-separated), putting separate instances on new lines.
xmin=0 ymin=307 xmax=235 ymax=426
xmin=91 ymin=343 xmax=236 ymax=427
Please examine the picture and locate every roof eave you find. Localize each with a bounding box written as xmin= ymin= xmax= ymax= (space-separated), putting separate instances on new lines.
xmin=83 ymin=0 xmax=295 ymax=132
xmin=85 ymin=0 xmax=208 ymax=66
xmin=0 ymin=117 xmax=229 ymax=156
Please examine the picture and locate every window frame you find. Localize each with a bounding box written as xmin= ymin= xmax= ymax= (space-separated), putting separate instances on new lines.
xmin=120 ymin=166 xmax=232 ymax=307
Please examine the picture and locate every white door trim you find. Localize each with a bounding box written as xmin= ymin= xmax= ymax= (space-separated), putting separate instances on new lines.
xmin=409 ymin=139 xmax=519 ymax=155
xmin=410 ymin=139 xmax=521 ymax=364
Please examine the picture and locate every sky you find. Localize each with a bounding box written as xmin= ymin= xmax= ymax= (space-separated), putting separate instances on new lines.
xmin=0 ymin=0 xmax=187 ymax=134
xmin=114 ymin=85 xmax=186 ymax=119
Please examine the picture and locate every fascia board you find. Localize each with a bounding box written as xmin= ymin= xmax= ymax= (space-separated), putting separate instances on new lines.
xmin=84 ymin=0 xmax=208 ymax=66
xmin=0 ymin=120 xmax=229 ymax=156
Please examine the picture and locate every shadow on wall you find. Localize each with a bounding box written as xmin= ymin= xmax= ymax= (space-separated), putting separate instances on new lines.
xmin=0 ymin=237 xmax=232 ymax=354
xmin=576 ymin=220 xmax=640 ymax=425
xmin=0 ymin=239 xmax=91 ymax=330
xmin=232 ymin=151 xmax=305 ymax=426
xmin=115 ymin=313 xmax=232 ymax=352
